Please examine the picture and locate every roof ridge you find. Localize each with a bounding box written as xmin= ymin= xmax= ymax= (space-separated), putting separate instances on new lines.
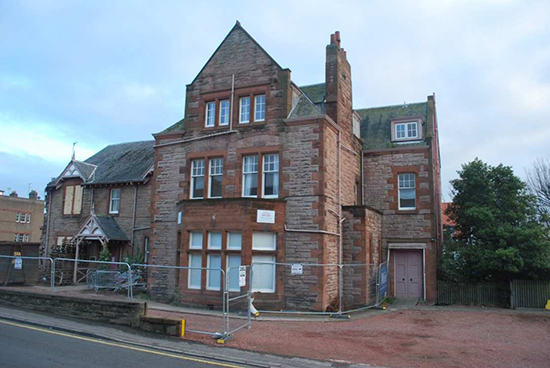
xmin=355 ymin=101 xmax=427 ymax=112
xmin=298 ymin=82 xmax=325 ymax=88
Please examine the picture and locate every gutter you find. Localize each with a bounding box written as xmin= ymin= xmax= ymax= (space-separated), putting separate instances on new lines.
xmin=153 ymin=130 xmax=237 ymax=149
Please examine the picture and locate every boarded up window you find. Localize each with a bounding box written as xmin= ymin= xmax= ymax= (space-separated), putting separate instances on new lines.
xmin=63 ymin=186 xmax=74 ymax=215
xmin=73 ymin=185 xmax=83 ymax=214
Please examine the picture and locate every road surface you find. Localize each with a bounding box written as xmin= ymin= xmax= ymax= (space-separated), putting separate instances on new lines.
xmin=0 ymin=319 xmax=242 ymax=368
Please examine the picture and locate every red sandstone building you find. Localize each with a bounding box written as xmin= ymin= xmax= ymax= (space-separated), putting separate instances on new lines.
xmin=149 ymin=22 xmax=442 ymax=309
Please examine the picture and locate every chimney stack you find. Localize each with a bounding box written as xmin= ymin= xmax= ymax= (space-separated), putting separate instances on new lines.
xmin=29 ymin=190 xmax=38 ymax=200
xmin=9 ymin=191 xmax=18 ymax=198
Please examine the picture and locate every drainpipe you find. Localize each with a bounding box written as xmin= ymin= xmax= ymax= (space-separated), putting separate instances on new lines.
xmin=230 ymin=74 xmax=235 ymax=131
xmin=44 ymin=190 xmax=52 ymax=257
xmin=337 ymin=130 xmax=343 ymax=315
xmin=131 ymin=184 xmax=138 ymax=255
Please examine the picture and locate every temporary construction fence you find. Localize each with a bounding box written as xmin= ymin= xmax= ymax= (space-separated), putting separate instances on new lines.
xmin=0 ymin=255 xmax=54 ymax=291
xmin=250 ymin=261 xmax=389 ymax=316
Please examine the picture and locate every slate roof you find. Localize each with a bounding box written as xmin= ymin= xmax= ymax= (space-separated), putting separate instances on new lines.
xmin=288 ymin=94 xmax=322 ymax=119
xmin=300 ymin=83 xmax=325 ymax=104
xmin=163 ymin=117 xmax=185 ymax=132
xmin=72 ymin=160 xmax=97 ymax=181
xmin=355 ymin=102 xmax=428 ymax=150
xmin=84 ymin=140 xmax=155 ymax=185
xmin=95 ymin=216 xmax=129 ymax=241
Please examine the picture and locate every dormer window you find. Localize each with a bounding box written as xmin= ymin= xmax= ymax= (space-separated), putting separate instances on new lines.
xmin=391 ymin=118 xmax=422 ymax=142
xmin=205 ymin=102 xmax=216 ymax=127
xmin=239 ymin=97 xmax=250 ymax=124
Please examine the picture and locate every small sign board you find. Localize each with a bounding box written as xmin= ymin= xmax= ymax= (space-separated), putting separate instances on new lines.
xmin=257 ymin=210 xmax=275 ymax=224
xmin=379 ymin=264 xmax=388 ymax=297
xmin=239 ymin=266 xmax=247 ymax=287
xmin=291 ymin=263 xmax=303 ymax=275
xmin=14 ymin=257 xmax=22 ymax=270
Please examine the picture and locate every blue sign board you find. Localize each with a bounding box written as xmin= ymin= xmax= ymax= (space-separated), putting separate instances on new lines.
xmin=379 ymin=264 xmax=388 ymax=297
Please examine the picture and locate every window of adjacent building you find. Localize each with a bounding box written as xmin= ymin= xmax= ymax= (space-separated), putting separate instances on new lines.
xmin=239 ymin=97 xmax=250 ymax=124
xmin=63 ymin=185 xmax=83 ymax=215
xmin=188 ymin=253 xmax=202 ymax=289
xmin=206 ymin=254 xmax=222 ymax=290
xmin=191 ymin=159 xmax=205 ymax=199
xmin=15 ymin=213 xmax=31 ymax=223
xmin=205 ymin=101 xmax=216 ymax=127
xmin=109 ymin=188 xmax=121 ymax=214
xmin=252 ymin=255 xmax=276 ymax=293
xmin=227 ymin=232 xmax=242 ymax=250
xmin=226 ymin=254 xmax=242 ymax=292
xmin=252 ymin=231 xmax=276 ymax=251
xmin=219 ymin=100 xmax=230 ymax=126
xmin=177 ymin=211 xmax=183 ymax=224
xmin=208 ymin=232 xmax=222 ymax=250
xmin=395 ymin=121 xmax=418 ymax=140
xmin=398 ymin=173 xmax=416 ymax=210
xmin=189 ymin=232 xmax=203 ymax=250
xmin=56 ymin=236 xmax=73 ymax=246
xmin=242 ymin=155 xmax=258 ymax=197
xmin=263 ymin=154 xmax=279 ymax=198
xmin=14 ymin=233 xmax=29 ymax=242
xmin=209 ymin=158 xmax=223 ymax=198
xmin=254 ymin=95 xmax=266 ymax=121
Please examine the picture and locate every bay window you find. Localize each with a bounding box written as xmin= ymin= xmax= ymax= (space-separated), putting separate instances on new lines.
xmin=207 ymin=254 xmax=222 ymax=290
xmin=263 ymin=154 xmax=279 ymax=198
xmin=188 ymin=253 xmax=202 ymax=289
xmin=252 ymin=255 xmax=276 ymax=293
xmin=226 ymin=254 xmax=242 ymax=292
xmin=242 ymin=155 xmax=258 ymax=197
xmin=209 ymin=158 xmax=223 ymax=198
xmin=191 ymin=159 xmax=205 ymax=199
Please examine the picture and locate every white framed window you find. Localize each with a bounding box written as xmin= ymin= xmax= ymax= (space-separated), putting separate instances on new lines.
xmin=14 ymin=233 xmax=29 ymax=242
xmin=16 ymin=213 xmax=21 ymax=223
xmin=24 ymin=234 xmax=29 ymax=242
xmin=109 ymin=189 xmax=121 ymax=214
xmin=205 ymin=101 xmax=216 ymax=127
xmin=226 ymin=254 xmax=242 ymax=292
xmin=398 ymin=173 xmax=416 ymax=210
xmin=25 ymin=213 xmax=31 ymax=223
xmin=191 ymin=159 xmax=205 ymax=199
xmin=252 ymin=255 xmax=276 ymax=293
xmin=206 ymin=254 xmax=222 ymax=290
xmin=254 ymin=95 xmax=265 ymax=121
xmin=227 ymin=232 xmax=242 ymax=250
xmin=252 ymin=232 xmax=276 ymax=251
xmin=177 ymin=211 xmax=183 ymax=224
xmin=219 ymin=100 xmax=230 ymax=126
xmin=242 ymin=155 xmax=258 ymax=197
xmin=395 ymin=121 xmax=418 ymax=140
xmin=239 ymin=97 xmax=250 ymax=124
xmin=208 ymin=158 xmax=223 ymax=198
xmin=188 ymin=253 xmax=202 ymax=289
xmin=189 ymin=232 xmax=203 ymax=250
xmin=262 ymin=154 xmax=279 ymax=198
xmin=208 ymin=232 xmax=222 ymax=250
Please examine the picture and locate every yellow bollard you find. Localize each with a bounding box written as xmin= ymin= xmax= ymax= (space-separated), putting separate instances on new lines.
xmin=545 ymin=300 xmax=550 ymax=310
xmin=180 ymin=319 xmax=186 ymax=337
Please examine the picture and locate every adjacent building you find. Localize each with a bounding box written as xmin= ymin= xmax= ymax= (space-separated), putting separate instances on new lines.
xmin=148 ymin=23 xmax=442 ymax=309
xmin=0 ymin=190 xmax=44 ymax=243
xmin=42 ymin=142 xmax=154 ymax=265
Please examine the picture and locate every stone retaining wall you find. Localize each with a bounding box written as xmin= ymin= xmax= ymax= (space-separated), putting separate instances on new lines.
xmin=0 ymin=289 xmax=145 ymax=327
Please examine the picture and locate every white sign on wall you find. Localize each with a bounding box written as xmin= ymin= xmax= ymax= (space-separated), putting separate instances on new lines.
xmin=257 ymin=210 xmax=275 ymax=224
xmin=291 ymin=264 xmax=303 ymax=275
xmin=14 ymin=257 xmax=22 ymax=270
xmin=239 ymin=266 xmax=247 ymax=287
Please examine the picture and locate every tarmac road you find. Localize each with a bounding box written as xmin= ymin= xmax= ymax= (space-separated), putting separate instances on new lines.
xmin=0 ymin=319 xmax=242 ymax=368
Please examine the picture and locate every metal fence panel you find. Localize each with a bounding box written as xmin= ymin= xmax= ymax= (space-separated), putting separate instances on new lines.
xmin=511 ymin=280 xmax=550 ymax=309
xmin=0 ymin=255 xmax=54 ymax=291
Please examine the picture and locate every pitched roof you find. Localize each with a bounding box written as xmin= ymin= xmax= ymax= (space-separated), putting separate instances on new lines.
xmin=95 ymin=216 xmax=129 ymax=241
xmin=162 ymin=117 xmax=185 ymax=133
xmin=356 ymin=102 xmax=428 ymax=150
xmin=84 ymin=140 xmax=155 ymax=185
xmin=72 ymin=160 xmax=97 ymax=181
xmin=288 ymin=94 xmax=322 ymax=119
xmin=299 ymin=83 xmax=325 ymax=104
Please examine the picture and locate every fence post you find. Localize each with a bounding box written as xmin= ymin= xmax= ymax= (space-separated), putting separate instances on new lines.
xmin=50 ymin=258 xmax=55 ymax=292
xmin=510 ymin=280 xmax=514 ymax=309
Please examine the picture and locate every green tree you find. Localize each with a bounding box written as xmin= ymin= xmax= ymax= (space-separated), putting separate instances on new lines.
xmin=441 ymin=158 xmax=550 ymax=282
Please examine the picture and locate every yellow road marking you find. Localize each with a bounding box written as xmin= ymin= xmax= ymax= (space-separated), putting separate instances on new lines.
xmin=0 ymin=319 xmax=242 ymax=368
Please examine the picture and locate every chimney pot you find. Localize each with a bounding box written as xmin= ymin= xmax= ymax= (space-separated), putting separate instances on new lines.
xmin=330 ymin=34 xmax=336 ymax=44
xmin=335 ymin=31 xmax=341 ymax=48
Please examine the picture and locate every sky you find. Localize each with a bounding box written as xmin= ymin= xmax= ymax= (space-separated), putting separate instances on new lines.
xmin=1 ymin=0 xmax=549 ymax=201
